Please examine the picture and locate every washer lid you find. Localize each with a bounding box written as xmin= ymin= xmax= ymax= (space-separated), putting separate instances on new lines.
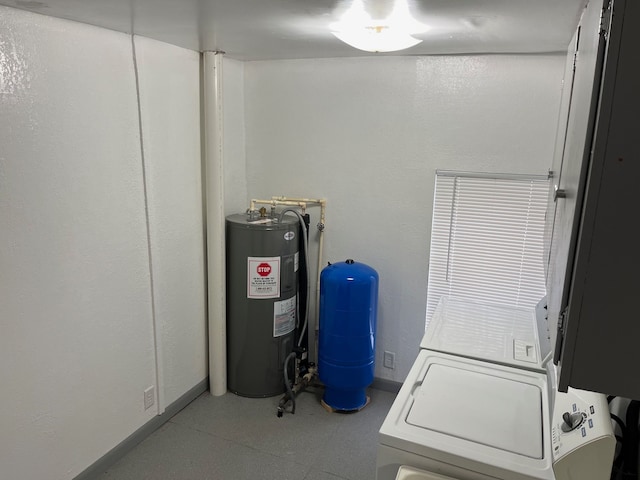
xmin=422 ymin=296 xmax=541 ymax=369
xmin=379 ymin=351 xmax=551 ymax=480
xmin=407 ymin=361 xmax=543 ymax=459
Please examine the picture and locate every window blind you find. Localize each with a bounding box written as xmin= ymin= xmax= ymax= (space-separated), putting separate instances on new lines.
xmin=425 ymin=171 xmax=549 ymax=327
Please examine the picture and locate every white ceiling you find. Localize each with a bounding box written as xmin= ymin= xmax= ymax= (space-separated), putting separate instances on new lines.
xmin=2 ymin=0 xmax=587 ymax=60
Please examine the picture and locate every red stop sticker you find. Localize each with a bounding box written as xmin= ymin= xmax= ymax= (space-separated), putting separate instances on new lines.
xmin=257 ymin=263 xmax=272 ymax=277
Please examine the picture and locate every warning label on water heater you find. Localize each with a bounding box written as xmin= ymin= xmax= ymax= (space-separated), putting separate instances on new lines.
xmin=274 ymin=296 xmax=296 ymax=337
xmin=247 ymin=256 xmax=280 ymax=299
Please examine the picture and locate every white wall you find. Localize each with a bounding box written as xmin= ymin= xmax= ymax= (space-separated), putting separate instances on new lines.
xmin=134 ymin=35 xmax=207 ymax=408
xmin=0 ymin=7 xmax=205 ymax=479
xmin=243 ymin=55 xmax=565 ymax=382
xmin=222 ymin=57 xmax=248 ymax=215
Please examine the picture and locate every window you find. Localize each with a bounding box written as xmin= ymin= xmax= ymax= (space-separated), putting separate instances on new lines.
xmin=425 ymin=171 xmax=549 ymax=327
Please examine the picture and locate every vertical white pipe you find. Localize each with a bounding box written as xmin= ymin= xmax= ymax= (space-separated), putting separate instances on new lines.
xmin=204 ymin=51 xmax=227 ymax=396
xmin=313 ymin=228 xmax=325 ymax=363
xmin=313 ymin=203 xmax=326 ymax=365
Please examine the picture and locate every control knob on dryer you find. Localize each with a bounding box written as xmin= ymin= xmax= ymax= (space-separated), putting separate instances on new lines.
xmin=561 ymin=411 xmax=585 ymax=432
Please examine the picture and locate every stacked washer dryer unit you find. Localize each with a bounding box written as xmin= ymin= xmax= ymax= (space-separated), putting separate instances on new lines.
xmin=376 ymin=296 xmax=616 ymax=480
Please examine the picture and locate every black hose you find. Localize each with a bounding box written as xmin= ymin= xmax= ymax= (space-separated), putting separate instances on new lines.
xmin=277 ymin=209 xmax=311 ymax=417
xmin=621 ymin=401 xmax=640 ymax=479
xmin=283 ymin=352 xmax=297 ymax=414
xmin=278 ymin=208 xmax=310 ymax=348
xmin=612 ymin=413 xmax=626 ymax=435
xmin=611 ymin=413 xmax=625 ymax=480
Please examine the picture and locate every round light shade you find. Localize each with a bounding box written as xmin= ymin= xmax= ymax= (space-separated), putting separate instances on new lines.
xmin=330 ymin=0 xmax=428 ymax=53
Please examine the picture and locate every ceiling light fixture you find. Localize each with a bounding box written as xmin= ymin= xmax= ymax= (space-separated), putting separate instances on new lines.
xmin=330 ymin=0 xmax=429 ymax=53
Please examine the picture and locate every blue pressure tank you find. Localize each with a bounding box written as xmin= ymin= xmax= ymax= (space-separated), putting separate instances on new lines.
xmin=318 ymin=259 xmax=379 ymax=411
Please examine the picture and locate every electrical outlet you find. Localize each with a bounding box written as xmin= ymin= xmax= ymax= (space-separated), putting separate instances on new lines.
xmin=144 ymin=386 xmax=155 ymax=410
xmin=383 ymin=351 xmax=396 ymax=369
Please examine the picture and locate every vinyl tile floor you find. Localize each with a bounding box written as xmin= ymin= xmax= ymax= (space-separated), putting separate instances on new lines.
xmin=99 ymin=386 xmax=397 ymax=480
